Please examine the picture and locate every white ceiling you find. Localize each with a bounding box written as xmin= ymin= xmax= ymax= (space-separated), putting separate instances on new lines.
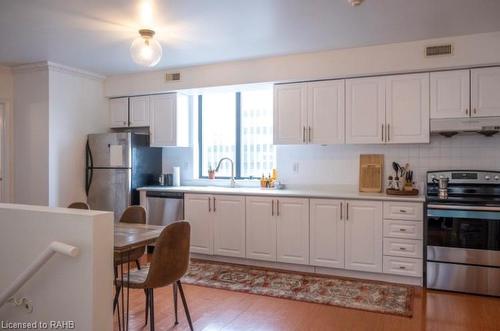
xmin=1 ymin=0 xmax=500 ymax=76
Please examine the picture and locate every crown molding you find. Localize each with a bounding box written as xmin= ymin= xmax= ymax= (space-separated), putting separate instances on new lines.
xmin=12 ymin=61 xmax=105 ymax=80
xmin=0 ymin=65 xmax=12 ymax=74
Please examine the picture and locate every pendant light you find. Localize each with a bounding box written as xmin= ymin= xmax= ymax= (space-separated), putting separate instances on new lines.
xmin=130 ymin=29 xmax=162 ymax=67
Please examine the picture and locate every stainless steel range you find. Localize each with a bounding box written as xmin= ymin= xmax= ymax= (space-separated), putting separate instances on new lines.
xmin=425 ymin=170 xmax=500 ymax=296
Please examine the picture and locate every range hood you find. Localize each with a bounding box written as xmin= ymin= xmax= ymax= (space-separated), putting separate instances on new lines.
xmin=431 ymin=117 xmax=500 ymax=137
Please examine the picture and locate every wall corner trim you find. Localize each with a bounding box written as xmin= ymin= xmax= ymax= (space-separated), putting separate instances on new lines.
xmin=12 ymin=61 xmax=106 ymax=80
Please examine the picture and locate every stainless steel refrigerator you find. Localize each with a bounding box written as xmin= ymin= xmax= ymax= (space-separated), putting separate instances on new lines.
xmin=86 ymin=132 xmax=162 ymax=221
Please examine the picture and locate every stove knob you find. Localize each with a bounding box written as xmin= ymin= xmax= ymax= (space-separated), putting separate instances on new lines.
xmin=485 ymin=175 xmax=491 ymax=180
xmin=495 ymin=176 xmax=499 ymax=181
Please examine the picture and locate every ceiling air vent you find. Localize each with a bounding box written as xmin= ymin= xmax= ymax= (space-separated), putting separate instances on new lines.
xmin=425 ymin=44 xmax=453 ymax=57
xmin=165 ymin=72 xmax=181 ymax=81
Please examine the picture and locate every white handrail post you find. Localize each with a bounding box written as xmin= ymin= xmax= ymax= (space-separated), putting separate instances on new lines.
xmin=0 ymin=241 xmax=79 ymax=308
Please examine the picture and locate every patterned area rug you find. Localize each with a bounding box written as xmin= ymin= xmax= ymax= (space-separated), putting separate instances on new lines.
xmin=182 ymin=260 xmax=414 ymax=317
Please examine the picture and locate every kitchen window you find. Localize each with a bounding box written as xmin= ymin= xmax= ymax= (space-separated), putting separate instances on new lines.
xmin=198 ymin=88 xmax=275 ymax=179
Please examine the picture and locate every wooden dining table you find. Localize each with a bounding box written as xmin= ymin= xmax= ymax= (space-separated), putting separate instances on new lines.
xmin=114 ymin=223 xmax=166 ymax=331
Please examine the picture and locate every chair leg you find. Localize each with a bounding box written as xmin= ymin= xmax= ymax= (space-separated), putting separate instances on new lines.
xmin=136 ymin=259 xmax=141 ymax=270
xmin=113 ymin=285 xmax=121 ymax=313
xmin=173 ymin=283 xmax=178 ymax=325
xmin=144 ymin=289 xmax=149 ymax=325
xmin=177 ymin=280 xmax=193 ymax=331
xmin=149 ymin=288 xmax=155 ymax=331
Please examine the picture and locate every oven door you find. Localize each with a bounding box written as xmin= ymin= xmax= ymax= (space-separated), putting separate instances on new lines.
xmin=427 ymin=204 xmax=500 ymax=267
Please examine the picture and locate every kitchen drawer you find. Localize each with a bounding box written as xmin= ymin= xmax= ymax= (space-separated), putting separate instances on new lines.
xmin=383 ymin=238 xmax=423 ymax=258
xmin=383 ymin=219 xmax=423 ymax=240
xmin=383 ymin=201 xmax=423 ymax=221
xmin=383 ymin=256 xmax=422 ymax=277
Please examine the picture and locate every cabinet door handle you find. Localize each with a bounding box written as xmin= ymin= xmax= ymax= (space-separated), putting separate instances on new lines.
xmin=340 ymin=202 xmax=343 ymax=220
xmin=473 ymin=108 xmax=477 ymax=115
xmin=381 ymin=124 xmax=384 ymax=142
xmin=213 ymin=197 xmax=216 ymax=212
xmin=308 ymin=126 xmax=312 ymax=143
xmin=387 ymin=124 xmax=390 ymax=142
xmin=399 ymin=266 xmax=406 ymax=270
xmin=303 ymin=126 xmax=306 ymax=143
xmin=271 ymin=199 xmax=274 ymax=216
xmin=346 ymin=202 xmax=349 ymax=220
xmin=465 ymin=108 xmax=469 ymax=116
xmin=399 ymin=228 xmax=407 ymax=232
xmin=399 ymin=209 xmax=407 ymax=213
xmin=399 ymin=247 xmax=407 ymax=251
xmin=277 ymin=200 xmax=280 ymax=216
xmin=208 ymin=197 xmax=211 ymax=212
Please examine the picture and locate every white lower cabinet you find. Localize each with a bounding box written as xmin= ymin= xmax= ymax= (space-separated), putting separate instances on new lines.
xmin=310 ymin=199 xmax=385 ymax=273
xmin=213 ymin=195 xmax=246 ymax=258
xmin=382 ymin=201 xmax=423 ymax=277
xmin=184 ymin=193 xmax=245 ymax=257
xmin=276 ymin=198 xmax=309 ymax=265
xmin=344 ymin=200 xmax=383 ymax=273
xmin=246 ymin=196 xmax=309 ymax=265
xmin=383 ymin=256 xmax=422 ymax=277
xmin=185 ymin=192 xmax=423 ymax=280
xmin=246 ymin=196 xmax=276 ymax=261
xmin=184 ymin=194 xmax=213 ymax=255
xmin=310 ymin=199 xmax=345 ymax=268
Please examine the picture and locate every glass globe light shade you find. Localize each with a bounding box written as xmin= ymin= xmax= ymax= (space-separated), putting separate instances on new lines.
xmin=130 ymin=29 xmax=162 ymax=67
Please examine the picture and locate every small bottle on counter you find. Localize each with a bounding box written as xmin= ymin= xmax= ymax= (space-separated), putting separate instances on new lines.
xmin=260 ymin=174 xmax=267 ymax=188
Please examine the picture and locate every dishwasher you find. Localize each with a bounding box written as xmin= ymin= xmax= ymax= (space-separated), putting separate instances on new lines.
xmin=146 ymin=191 xmax=184 ymax=226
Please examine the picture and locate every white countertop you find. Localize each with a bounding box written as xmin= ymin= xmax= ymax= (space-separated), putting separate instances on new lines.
xmin=138 ymin=185 xmax=425 ymax=202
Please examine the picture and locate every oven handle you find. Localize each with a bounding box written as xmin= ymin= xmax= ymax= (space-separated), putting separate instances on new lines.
xmin=427 ymin=204 xmax=500 ymax=212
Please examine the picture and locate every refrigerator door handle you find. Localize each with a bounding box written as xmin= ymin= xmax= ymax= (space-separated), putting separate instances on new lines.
xmin=85 ymin=140 xmax=94 ymax=196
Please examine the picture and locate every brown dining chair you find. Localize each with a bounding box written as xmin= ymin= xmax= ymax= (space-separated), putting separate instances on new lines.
xmin=115 ymin=221 xmax=193 ymax=331
xmin=67 ymin=201 xmax=90 ymax=210
xmin=114 ymin=206 xmax=147 ymax=273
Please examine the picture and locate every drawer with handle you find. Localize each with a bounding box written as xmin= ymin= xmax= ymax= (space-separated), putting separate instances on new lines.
xmin=383 ymin=219 xmax=423 ymax=239
xmin=383 ymin=256 xmax=422 ymax=277
xmin=383 ymin=201 xmax=423 ymax=221
xmin=383 ymin=238 xmax=423 ymax=258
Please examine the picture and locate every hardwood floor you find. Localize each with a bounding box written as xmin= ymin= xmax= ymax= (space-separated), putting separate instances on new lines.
xmin=114 ymin=281 xmax=500 ymax=331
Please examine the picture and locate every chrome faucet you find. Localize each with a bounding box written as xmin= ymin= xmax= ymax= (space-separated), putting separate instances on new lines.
xmin=215 ymin=157 xmax=236 ymax=187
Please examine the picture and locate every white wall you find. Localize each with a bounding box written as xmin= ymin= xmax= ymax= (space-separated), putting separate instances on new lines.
xmin=104 ymin=31 xmax=500 ymax=97
xmin=48 ymin=67 xmax=108 ymax=207
xmin=0 ymin=204 xmax=114 ymax=331
xmin=0 ymin=66 xmax=14 ymax=202
xmin=13 ymin=67 xmax=50 ymax=205
xmin=277 ymin=134 xmax=500 ymax=189
xmin=13 ymin=62 xmax=108 ymax=207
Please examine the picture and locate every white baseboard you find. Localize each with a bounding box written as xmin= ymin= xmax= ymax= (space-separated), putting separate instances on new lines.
xmin=190 ymin=253 xmax=423 ymax=286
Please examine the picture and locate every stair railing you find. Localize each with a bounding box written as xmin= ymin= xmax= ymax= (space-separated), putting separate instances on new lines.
xmin=0 ymin=241 xmax=79 ymax=308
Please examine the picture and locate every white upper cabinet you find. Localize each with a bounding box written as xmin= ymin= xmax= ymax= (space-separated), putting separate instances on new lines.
xmin=273 ymin=83 xmax=307 ymax=144
xmin=430 ymin=70 xmax=470 ymax=119
xmin=109 ymin=97 xmax=129 ymax=128
xmin=344 ymin=200 xmax=383 ymax=273
xmin=246 ymin=196 xmax=276 ymax=262
xmin=129 ymin=96 xmax=150 ymax=127
xmin=346 ymin=77 xmax=385 ymax=144
xmin=307 ymin=80 xmax=345 ymax=144
xmin=309 ymin=199 xmax=345 ymax=269
xmin=385 ymin=73 xmax=430 ymax=144
xmin=346 ymin=73 xmax=430 ymax=144
xmin=471 ymin=67 xmax=500 ymax=117
xmin=149 ymin=93 xmax=189 ymax=147
xmin=213 ymin=195 xmax=246 ymax=258
xmin=276 ymin=198 xmax=309 ymax=265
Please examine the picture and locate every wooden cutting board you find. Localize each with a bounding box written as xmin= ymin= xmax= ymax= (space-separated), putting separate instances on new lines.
xmin=359 ymin=154 xmax=384 ymax=193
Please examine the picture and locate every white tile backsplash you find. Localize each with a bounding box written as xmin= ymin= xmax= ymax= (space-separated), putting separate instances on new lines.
xmin=163 ymin=134 xmax=500 ymax=187
xmin=276 ymin=134 xmax=500 ymax=188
